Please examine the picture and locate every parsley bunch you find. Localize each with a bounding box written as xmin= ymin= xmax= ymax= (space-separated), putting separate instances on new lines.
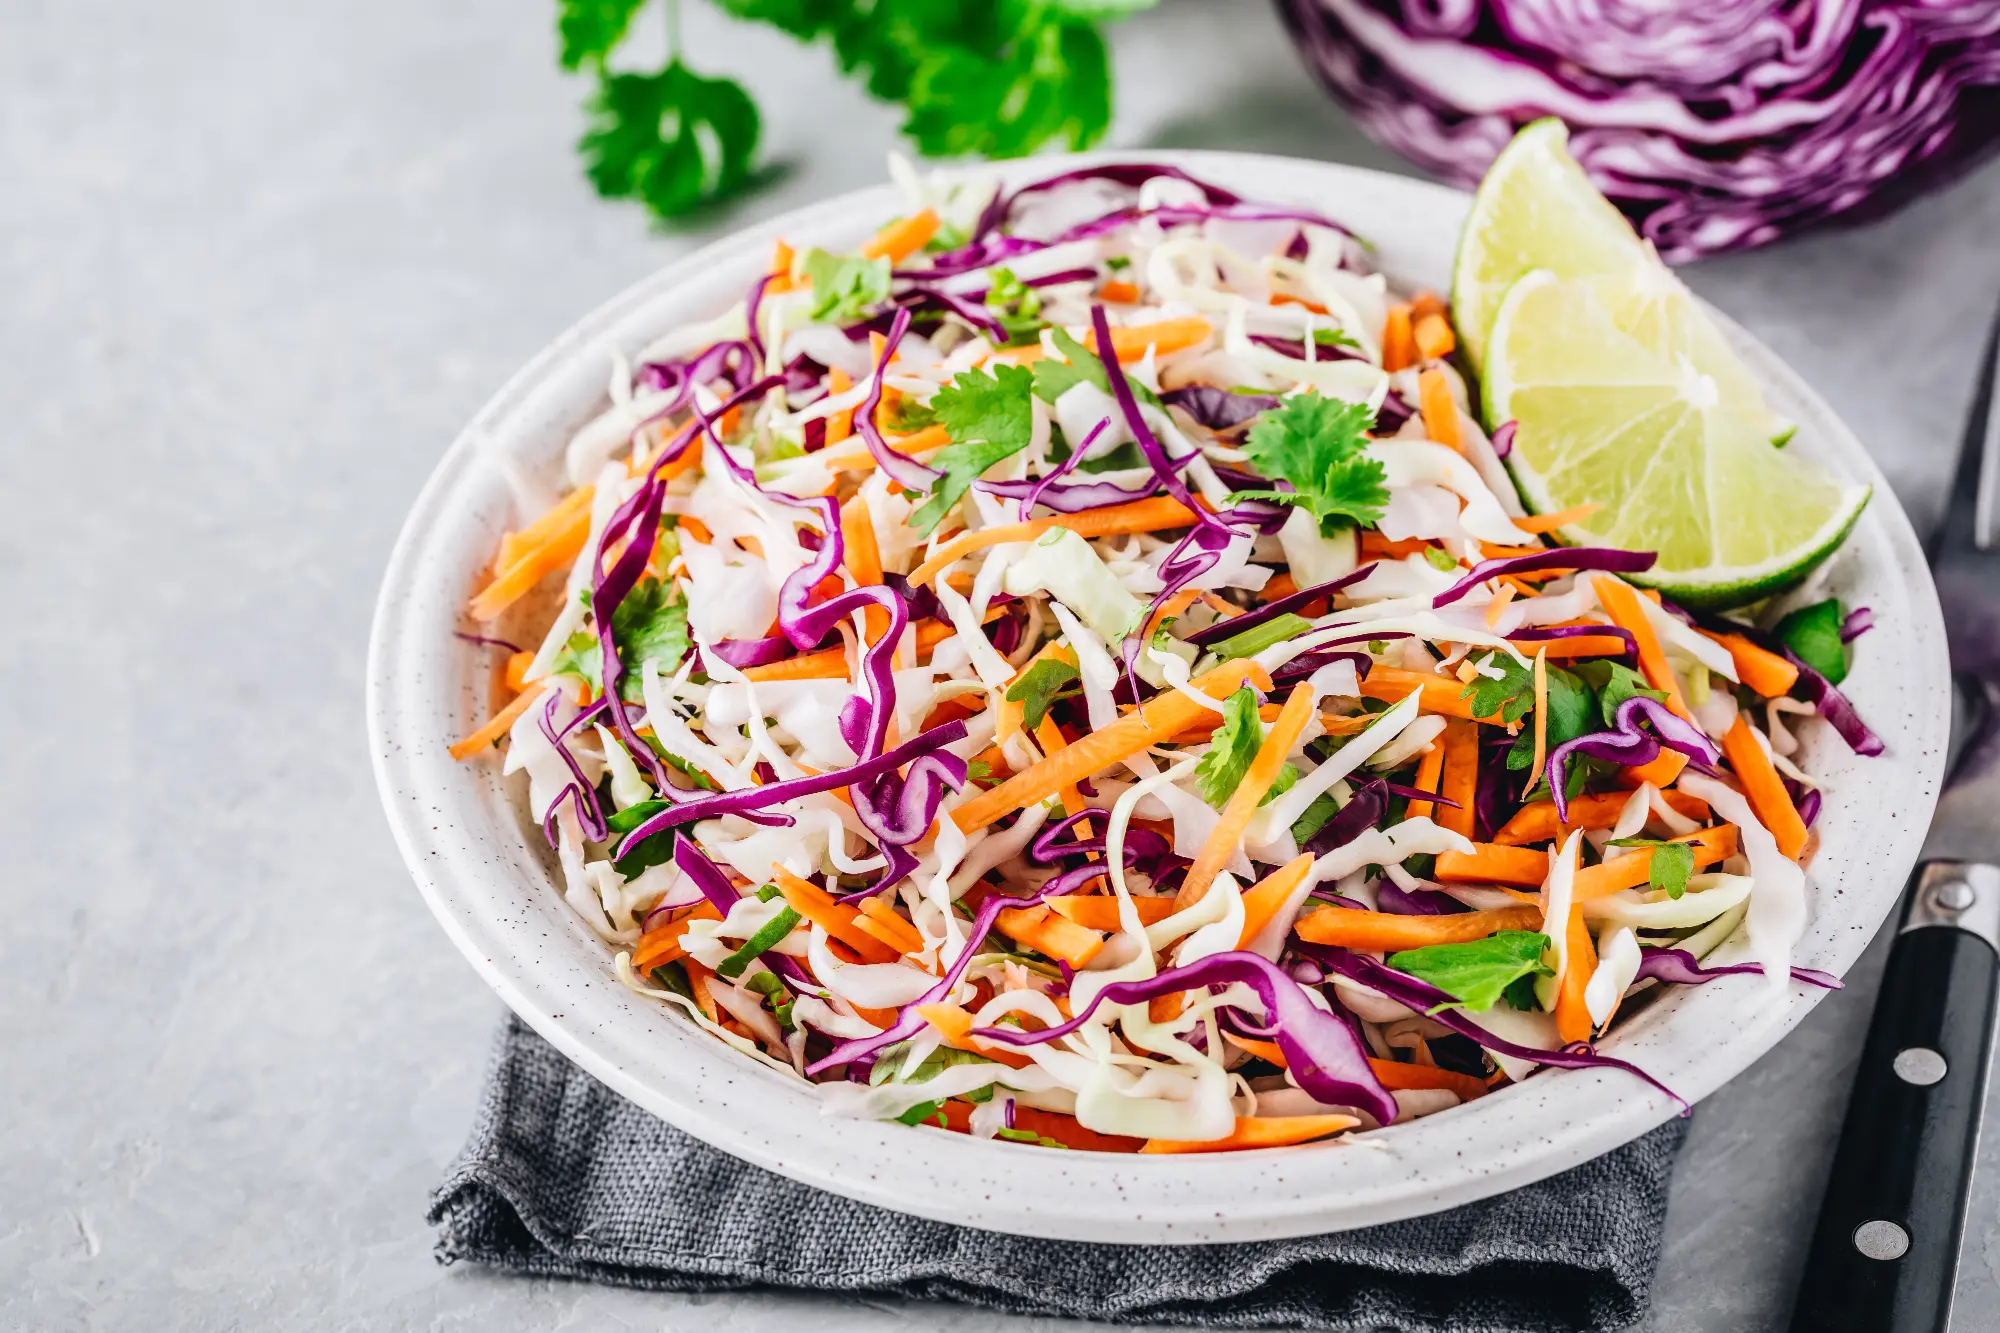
xmin=557 ymin=0 xmax=1159 ymax=224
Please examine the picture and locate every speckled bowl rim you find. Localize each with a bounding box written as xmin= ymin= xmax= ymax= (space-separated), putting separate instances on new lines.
xmin=368 ymin=150 xmax=1950 ymax=1243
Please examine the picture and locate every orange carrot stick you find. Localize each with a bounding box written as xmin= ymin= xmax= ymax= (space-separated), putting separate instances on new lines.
xmin=1554 ymin=903 xmax=1597 ymax=1044
xmin=840 ymin=493 xmax=889 ymax=642
xmin=1140 ymin=1114 xmax=1358 ymax=1154
xmin=1494 ymin=790 xmax=1710 ymax=846
xmin=1417 ymin=368 xmax=1462 ymax=452
xmin=1412 ymin=309 xmax=1455 ymax=362
xmin=1511 ymin=503 xmax=1601 ymax=535
xmin=470 ymin=508 xmax=592 ymax=621
xmin=914 ymin=1003 xmax=1034 ymax=1068
xmin=1236 ymin=854 xmax=1315 ymax=949
xmin=1435 ymin=827 xmax=1737 ymax=898
xmin=824 ymin=368 xmax=854 ymax=446
xmin=1175 ymin=683 xmax=1316 ymax=911
xmin=1405 ymin=734 xmax=1447 ymax=823
xmin=1381 ymin=303 xmax=1415 ymax=372
xmin=1048 ymin=895 xmax=1179 ymax=929
xmin=773 ymin=867 xmax=900 ymax=964
xmin=1084 ymin=316 xmax=1213 ymax=363
xmin=1436 ymin=718 xmax=1480 ymax=839
xmin=631 ymin=902 xmax=722 ymax=971
xmin=1432 ymin=843 xmax=1551 ymax=888
xmin=1099 ymin=279 xmax=1140 ymax=304
xmin=860 ymin=208 xmax=940 ymax=264
xmin=995 ymin=904 xmax=1106 ymax=968
xmin=741 ymin=648 xmax=850 ymax=682
xmin=1704 ymin=630 xmax=1800 ymax=699
xmin=1593 ymin=574 xmax=1693 ymax=786
xmin=908 ymin=496 xmax=1202 ymax=587
xmin=449 ymin=686 xmax=546 ymax=761
xmin=857 ymin=896 xmax=925 ymax=954
xmin=951 ymin=661 xmax=1273 ymax=834
xmin=1294 ymin=903 xmax=1544 ymax=951
xmin=1359 ymin=666 xmax=1507 ymax=723
xmin=1720 ymin=715 xmax=1810 ymax=859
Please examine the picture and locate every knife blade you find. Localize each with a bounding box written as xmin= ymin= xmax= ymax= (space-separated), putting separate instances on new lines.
xmin=1788 ymin=300 xmax=2000 ymax=1333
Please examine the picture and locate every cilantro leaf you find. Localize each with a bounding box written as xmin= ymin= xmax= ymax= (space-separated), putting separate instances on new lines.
xmin=1387 ymin=930 xmax=1552 ymax=1012
xmin=558 ymin=0 xmax=647 ymax=70
xmin=1194 ymin=687 xmax=1264 ymax=809
xmin=1290 ymin=791 xmax=1340 ymax=844
xmin=1236 ymin=392 xmax=1387 ymax=533
xmin=1506 ymin=664 xmax=1596 ymax=777
xmin=903 ymin=11 xmax=1112 ymax=159
xmin=580 ymin=61 xmax=760 ymax=220
xmin=1502 ymin=973 xmax=1542 ymax=1011
xmin=1460 ymin=652 xmax=1536 ymax=725
xmin=1005 ymin=657 xmax=1081 ymax=731
xmin=1029 ymin=327 xmax=1159 ymax=408
xmin=909 ymin=363 xmax=1037 ymax=534
xmin=1568 ymin=659 xmax=1667 ymax=728
xmin=547 ymin=576 xmax=689 ymax=704
xmin=1775 ymin=598 xmax=1849 ymax=684
xmin=803 ymin=247 xmax=891 ymax=323
xmin=1608 ymin=838 xmax=1696 ymax=899
xmin=1264 ymin=763 xmax=1299 ymax=807
xmin=884 ymin=396 xmax=939 ymax=433
xmin=984 ymin=267 xmax=1046 ymax=345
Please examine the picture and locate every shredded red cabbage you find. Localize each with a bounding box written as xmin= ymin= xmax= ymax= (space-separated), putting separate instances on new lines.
xmin=853 ymin=309 xmax=942 ymax=490
xmin=455 ymin=630 xmax=523 ymax=653
xmin=1273 ymin=649 xmax=1376 ymax=688
xmin=1508 ymin=623 xmax=1638 ymax=654
xmin=1376 ymin=879 xmax=1470 ymax=915
xmin=1545 ymin=695 xmax=1721 ymax=822
xmin=1489 ymin=421 xmax=1516 ymax=459
xmin=1783 ymin=649 xmax=1885 ymax=757
xmin=1303 ymin=947 xmax=1687 ymax=1111
xmin=673 ymin=834 xmax=745 ymax=918
xmin=1433 ymin=547 xmax=1657 ymax=608
xmin=1185 ymin=565 xmax=1377 ymax=648
xmin=1249 ymin=332 xmax=1369 ymax=364
xmin=1636 ymin=947 xmax=1841 ymax=991
xmin=1839 ymin=606 xmax=1875 ymax=643
xmin=972 ymin=950 xmax=1399 ymax=1126
xmin=1162 ymin=384 xmax=1282 ymax=432
xmin=708 ymin=635 xmax=795 ymax=669
xmin=1303 ymin=778 xmax=1392 ymax=857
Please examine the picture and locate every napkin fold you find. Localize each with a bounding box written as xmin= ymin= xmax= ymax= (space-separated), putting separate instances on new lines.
xmin=432 ymin=1017 xmax=1686 ymax=1331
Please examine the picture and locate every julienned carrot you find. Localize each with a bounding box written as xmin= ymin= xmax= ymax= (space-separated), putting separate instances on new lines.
xmin=450 ymin=686 xmax=546 ymax=761
xmin=631 ymin=902 xmax=722 ymax=971
xmin=908 ymin=496 xmax=1203 ymax=587
xmin=1418 ymin=368 xmax=1462 ymax=452
xmin=1483 ymin=580 xmax=1517 ymax=629
xmin=1494 ymin=789 xmax=1711 ymax=846
xmin=742 ymin=648 xmax=849 ymax=682
xmin=1035 ymin=716 xmax=1092 ymax=831
xmin=1140 ymin=1114 xmax=1359 ymax=1154
xmin=1232 ymin=1035 xmax=1489 ymax=1101
xmin=858 ymin=895 xmax=925 ymax=953
xmin=1175 ymin=682 xmax=1316 ymax=911
xmin=1293 ymin=903 xmax=1544 ymax=951
xmin=934 ymin=1099 xmax=1146 ymax=1152
xmin=840 ymin=493 xmax=889 ymax=642
xmin=1236 ymin=854 xmax=1315 ymax=949
xmin=860 ymin=207 xmax=940 ymax=263
xmin=773 ymin=867 xmax=900 ymax=964
xmin=1705 ymin=630 xmax=1800 ymax=699
xmin=1436 ymin=719 xmax=1479 ymax=839
xmin=996 ymin=641 xmax=1077 ymax=743
xmin=499 ymin=484 xmax=594 ymax=564
xmin=1528 ymin=647 xmax=1550 ymax=799
xmin=915 ymin=1003 xmax=1035 ymax=1068
xmin=1084 ymin=316 xmax=1213 ymax=363
xmin=1412 ymin=309 xmax=1455 ymax=361
xmin=814 ymin=423 xmax=953 ymax=475
xmin=1142 ymin=586 xmax=1203 ymax=641
xmin=1720 ymin=715 xmax=1810 ymax=859
xmin=503 ymin=650 xmax=536 ymax=692
xmin=1360 ymin=666 xmax=1505 ymax=723
xmin=1432 ymin=842 xmax=1550 ymax=888
xmin=1574 ymin=828 xmax=1735 ymax=897
xmin=1511 ymin=503 xmax=1602 ymax=535
xmin=1435 ymin=826 xmax=1737 ymax=898
xmin=1554 ymin=903 xmax=1596 ymax=1044
xmin=996 ymin=904 xmax=1106 ymax=969
xmin=1381 ymin=303 xmax=1416 ymax=372
xmin=1405 ymin=735 xmax=1446 ymax=822
xmin=1360 ymin=532 xmax=1433 ymax=560
xmin=951 ymin=661 xmax=1272 ymax=833
xmin=824 ymin=368 xmax=855 ymax=446
xmin=1048 ymin=894 xmax=1179 ymax=929
xmin=1592 ymin=574 xmax=1693 ymax=786
xmin=1259 ymin=571 xmax=1299 ymax=603
xmin=1100 ymin=279 xmax=1141 ymax=304
xmin=471 ymin=506 xmax=593 ymax=620
xmin=1534 ymin=634 xmax=1633 ymax=659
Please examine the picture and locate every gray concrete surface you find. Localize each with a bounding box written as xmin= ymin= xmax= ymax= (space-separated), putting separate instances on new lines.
xmin=4 ymin=0 xmax=1998 ymax=1328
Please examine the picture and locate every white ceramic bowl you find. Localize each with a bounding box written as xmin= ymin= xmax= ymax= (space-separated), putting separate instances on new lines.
xmin=369 ymin=150 xmax=1951 ymax=1242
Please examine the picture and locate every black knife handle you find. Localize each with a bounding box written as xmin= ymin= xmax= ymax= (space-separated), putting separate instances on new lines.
xmin=1789 ymin=862 xmax=2000 ymax=1333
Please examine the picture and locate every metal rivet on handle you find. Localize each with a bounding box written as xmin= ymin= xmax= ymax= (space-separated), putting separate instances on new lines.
xmin=1893 ymin=1047 xmax=1949 ymax=1085
xmin=1932 ymin=879 xmax=1976 ymax=912
xmin=1854 ymin=1220 xmax=1911 ymax=1261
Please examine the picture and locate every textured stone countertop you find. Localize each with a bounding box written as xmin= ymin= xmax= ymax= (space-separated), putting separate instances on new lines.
xmin=6 ymin=1 xmax=1999 ymax=1328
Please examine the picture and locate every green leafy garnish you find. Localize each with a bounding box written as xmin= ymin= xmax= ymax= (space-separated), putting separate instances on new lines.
xmin=1290 ymin=791 xmax=1341 ymax=845
xmin=1028 ymin=327 xmax=1159 ymax=408
xmin=1774 ymin=598 xmax=1849 ymax=684
xmin=803 ymin=247 xmax=892 ymax=324
xmin=1459 ymin=652 xmax=1536 ymax=725
xmin=984 ymin=267 xmax=1046 ymax=345
xmin=909 ymin=363 xmax=1037 ymax=534
xmin=1387 ymin=931 xmax=1553 ymax=1012
xmin=1607 ymin=838 xmax=1696 ymax=899
xmin=716 ymin=906 xmax=803 ymax=978
xmin=995 ymin=1127 xmax=1070 ymax=1148
xmin=1502 ymin=973 xmax=1541 ymax=1011
xmin=1232 ymin=392 xmax=1388 ymax=534
xmin=1506 ymin=664 xmax=1597 ymax=794
xmin=896 ymin=1099 xmax=948 ymax=1127
xmin=964 ymin=759 xmax=997 ymax=787
xmin=1191 ymin=686 xmax=1298 ymax=809
xmin=550 ymin=577 xmax=690 ymax=703
xmin=884 ymin=396 xmax=939 ymax=433
xmin=1209 ymin=612 xmax=1313 ymax=661
xmin=558 ymin=0 xmax=647 ymax=69
xmin=1005 ymin=656 xmax=1082 ymax=731
xmin=610 ymin=820 xmax=680 ymax=880
xmin=1568 ymin=659 xmax=1667 ymax=728
xmin=580 ymin=60 xmax=760 ymax=220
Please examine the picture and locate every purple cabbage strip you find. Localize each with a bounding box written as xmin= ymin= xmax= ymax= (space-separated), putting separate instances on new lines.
xmin=454 ymin=630 xmax=523 ymax=652
xmin=1840 ymin=606 xmax=1875 ymax=643
xmin=1489 ymin=421 xmax=1516 ymax=459
xmin=1433 ymin=547 xmax=1658 ymax=608
xmin=1184 ymin=564 xmax=1377 ymax=648
xmin=613 ymin=720 xmax=969 ymax=853
xmin=968 ymin=163 xmax=1246 ymax=243
xmin=1508 ymin=623 xmax=1638 ymax=654
xmin=1273 ymin=650 xmax=1375 ymax=688
xmin=1785 ymin=649 xmax=1885 ymax=757
xmin=1303 ymin=947 xmax=1687 ymax=1112
xmin=742 ymin=274 xmax=774 ymax=369
xmin=536 ymin=691 xmax=609 ymax=844
xmin=1090 ymin=303 xmax=1221 ymax=528
xmin=807 ymin=893 xmax=1014 ymax=1075
xmin=1304 ymin=778 xmax=1392 ymax=857
xmin=707 ymin=635 xmax=796 ymax=670
xmin=972 ymin=417 xmax=1115 ymax=518
xmin=1248 ymin=333 xmax=1369 ymax=364
xmin=673 ymin=834 xmax=744 ymax=918
xmin=852 ymin=309 xmax=942 ymax=490
xmin=1791 ymin=782 xmax=1824 ymax=829
xmin=1636 ymin=946 xmax=1842 ymax=992
xmin=1162 ymin=384 xmax=1281 ymax=432
xmin=1376 ymin=388 xmax=1415 ymax=435
xmin=1376 ymin=879 xmax=1469 ymax=915
xmin=1545 ymin=696 xmax=1722 ymax=822
xmin=972 ymin=950 xmax=1398 ymax=1126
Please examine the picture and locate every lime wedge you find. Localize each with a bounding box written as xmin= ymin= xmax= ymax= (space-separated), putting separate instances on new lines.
xmin=1450 ymin=119 xmax=1645 ymax=376
xmin=1484 ymin=271 xmax=1869 ymax=609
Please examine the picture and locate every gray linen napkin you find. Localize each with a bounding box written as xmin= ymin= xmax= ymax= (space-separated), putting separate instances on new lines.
xmin=431 ymin=1017 xmax=1686 ymax=1332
